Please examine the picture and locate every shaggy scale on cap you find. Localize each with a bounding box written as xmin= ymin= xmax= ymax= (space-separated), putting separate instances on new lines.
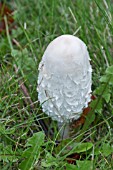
xmin=37 ymin=35 xmax=92 ymax=123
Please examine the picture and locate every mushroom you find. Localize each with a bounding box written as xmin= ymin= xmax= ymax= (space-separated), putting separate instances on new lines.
xmin=37 ymin=35 xmax=92 ymax=139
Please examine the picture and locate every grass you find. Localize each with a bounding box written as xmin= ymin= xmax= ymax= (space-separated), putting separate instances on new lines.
xmin=0 ymin=0 xmax=113 ymax=169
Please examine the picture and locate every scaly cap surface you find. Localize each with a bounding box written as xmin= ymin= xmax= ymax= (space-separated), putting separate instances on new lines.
xmin=37 ymin=35 xmax=92 ymax=123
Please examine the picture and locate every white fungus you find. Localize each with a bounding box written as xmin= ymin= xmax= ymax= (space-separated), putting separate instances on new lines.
xmin=37 ymin=35 xmax=92 ymax=132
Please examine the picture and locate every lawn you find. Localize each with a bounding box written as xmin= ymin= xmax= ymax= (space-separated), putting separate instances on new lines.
xmin=0 ymin=0 xmax=113 ymax=169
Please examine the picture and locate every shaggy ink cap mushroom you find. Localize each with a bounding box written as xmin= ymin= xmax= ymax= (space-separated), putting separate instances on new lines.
xmin=37 ymin=35 xmax=92 ymax=123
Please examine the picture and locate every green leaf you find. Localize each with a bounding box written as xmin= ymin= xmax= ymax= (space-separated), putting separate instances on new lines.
xmin=100 ymin=74 xmax=113 ymax=85
xmin=41 ymin=152 xmax=58 ymax=168
xmin=100 ymin=74 xmax=110 ymax=83
xmin=76 ymin=160 xmax=93 ymax=170
xmin=11 ymin=49 xmax=19 ymax=57
xmin=102 ymin=93 xmax=110 ymax=103
xmin=95 ymin=85 xmax=111 ymax=103
xmin=66 ymin=164 xmax=78 ymax=170
xmin=102 ymin=143 xmax=113 ymax=157
xmin=0 ymin=144 xmax=17 ymax=162
xmin=61 ymin=142 xmax=93 ymax=156
xmin=109 ymin=76 xmax=113 ymax=85
xmin=106 ymin=65 xmax=113 ymax=75
xmin=74 ymin=142 xmax=93 ymax=153
xmin=90 ymin=99 xmax=102 ymax=113
xmin=19 ymin=132 xmax=45 ymax=170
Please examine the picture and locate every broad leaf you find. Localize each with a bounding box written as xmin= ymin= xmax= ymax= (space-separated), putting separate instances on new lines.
xmin=0 ymin=144 xmax=17 ymax=162
xmin=74 ymin=142 xmax=93 ymax=153
xmin=60 ymin=142 xmax=93 ymax=156
xmin=66 ymin=163 xmax=78 ymax=170
xmin=76 ymin=160 xmax=93 ymax=170
xmin=41 ymin=152 xmax=58 ymax=168
xmin=19 ymin=132 xmax=45 ymax=170
xmin=106 ymin=65 xmax=113 ymax=75
xmin=100 ymin=74 xmax=113 ymax=85
xmin=102 ymin=143 xmax=113 ymax=157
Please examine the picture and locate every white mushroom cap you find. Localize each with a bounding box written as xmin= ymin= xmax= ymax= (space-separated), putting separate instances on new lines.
xmin=37 ymin=35 xmax=92 ymax=123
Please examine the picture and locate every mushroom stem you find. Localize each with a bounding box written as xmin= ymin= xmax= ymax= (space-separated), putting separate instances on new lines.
xmin=58 ymin=122 xmax=70 ymax=139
